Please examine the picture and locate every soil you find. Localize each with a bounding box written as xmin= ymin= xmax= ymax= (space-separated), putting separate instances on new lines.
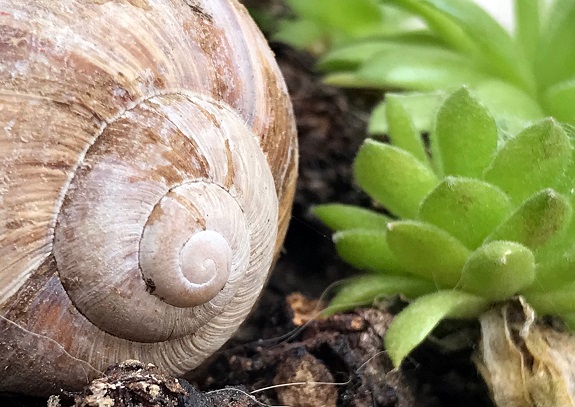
xmin=0 ymin=3 xmax=497 ymax=407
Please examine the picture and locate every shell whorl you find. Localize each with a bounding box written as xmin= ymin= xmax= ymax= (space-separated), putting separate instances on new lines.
xmin=0 ymin=0 xmax=297 ymax=396
xmin=52 ymin=93 xmax=277 ymax=342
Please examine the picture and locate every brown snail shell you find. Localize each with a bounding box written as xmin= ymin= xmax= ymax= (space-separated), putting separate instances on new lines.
xmin=0 ymin=0 xmax=297 ymax=396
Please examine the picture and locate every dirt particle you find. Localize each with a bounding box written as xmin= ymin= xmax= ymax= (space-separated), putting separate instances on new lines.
xmin=273 ymin=349 xmax=337 ymax=407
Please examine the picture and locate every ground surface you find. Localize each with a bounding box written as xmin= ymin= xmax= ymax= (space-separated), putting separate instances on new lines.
xmin=0 ymin=3 xmax=497 ymax=406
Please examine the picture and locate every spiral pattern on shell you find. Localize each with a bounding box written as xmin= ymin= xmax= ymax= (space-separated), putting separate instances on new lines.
xmin=0 ymin=0 xmax=297 ymax=396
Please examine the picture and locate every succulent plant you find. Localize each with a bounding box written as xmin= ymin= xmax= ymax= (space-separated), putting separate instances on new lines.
xmin=314 ymin=87 xmax=575 ymax=367
xmin=323 ymin=0 xmax=572 ymax=121
xmin=276 ymin=0 xmax=575 ymax=138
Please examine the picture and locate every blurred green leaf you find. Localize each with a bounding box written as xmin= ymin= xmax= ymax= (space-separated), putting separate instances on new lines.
xmin=514 ymin=0 xmax=539 ymax=65
xmin=312 ymin=204 xmax=391 ymax=231
xmin=318 ymin=32 xmax=445 ymax=71
xmin=386 ymin=0 xmax=479 ymax=56
xmin=323 ymin=71 xmax=388 ymax=88
xmin=484 ymin=119 xmax=572 ymax=205
xmin=318 ymin=41 xmax=401 ymax=72
xmin=356 ymin=46 xmax=488 ymax=91
xmin=273 ymin=19 xmax=326 ymax=50
xmin=423 ymin=0 xmax=533 ymax=91
xmin=334 ymin=229 xmax=405 ymax=274
xmin=368 ymin=92 xmax=446 ymax=135
xmin=246 ymin=7 xmax=278 ymax=34
xmin=385 ymin=95 xmax=429 ymax=165
xmin=432 ymin=87 xmax=498 ymax=178
xmin=385 ymin=290 xmax=489 ymax=367
xmin=387 ymin=0 xmax=533 ymax=91
xmin=527 ymin=250 xmax=575 ymax=292
xmin=542 ymin=79 xmax=575 ymax=125
xmin=524 ymin=282 xmax=575 ymax=315
xmin=354 ymin=140 xmax=439 ymax=218
xmin=386 ymin=220 xmax=470 ymax=287
xmin=536 ymin=0 xmax=575 ymax=88
xmin=419 ymin=177 xmax=512 ymax=249
xmin=474 ymin=80 xmax=544 ymax=122
xmin=325 ymin=274 xmax=436 ymax=314
xmin=460 ymin=241 xmax=535 ymax=301
xmin=285 ymin=0 xmax=384 ymax=37
xmin=485 ymin=189 xmax=572 ymax=251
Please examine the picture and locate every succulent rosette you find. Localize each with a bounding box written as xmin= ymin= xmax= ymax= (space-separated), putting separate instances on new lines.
xmin=274 ymin=0 xmax=575 ymax=404
xmin=314 ymin=87 xmax=575 ymax=367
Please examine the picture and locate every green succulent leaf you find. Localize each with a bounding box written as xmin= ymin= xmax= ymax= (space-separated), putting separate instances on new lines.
xmin=485 ymin=189 xmax=572 ymax=251
xmin=386 ymin=220 xmax=470 ymax=287
xmin=554 ymin=124 xmax=575 ymax=194
xmin=536 ymin=194 xmax=575 ymax=266
xmin=356 ymin=46 xmax=488 ymax=91
xmin=432 ymin=87 xmax=498 ymax=178
xmin=368 ymin=92 xmax=446 ymax=136
xmin=460 ymin=241 xmax=535 ymax=301
xmin=333 ymin=229 xmax=405 ymax=274
xmin=354 ymin=140 xmax=439 ymax=218
xmin=385 ymin=95 xmax=429 ymax=166
xmin=312 ymin=204 xmax=391 ymax=232
xmin=326 ymin=274 xmax=437 ymax=315
xmin=524 ymin=282 xmax=575 ymax=315
xmin=419 ymin=177 xmax=512 ymax=249
xmin=483 ymin=118 xmax=572 ymax=205
xmin=385 ymin=290 xmax=489 ymax=367
xmin=542 ymin=79 xmax=575 ymax=125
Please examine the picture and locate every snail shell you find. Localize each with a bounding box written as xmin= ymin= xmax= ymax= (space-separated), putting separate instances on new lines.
xmin=0 ymin=0 xmax=297 ymax=396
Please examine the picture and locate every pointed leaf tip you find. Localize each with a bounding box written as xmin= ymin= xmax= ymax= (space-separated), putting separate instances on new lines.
xmin=385 ymin=95 xmax=429 ymax=166
xmin=386 ymin=220 xmax=470 ymax=287
xmin=312 ymin=204 xmax=391 ymax=231
xmin=354 ymin=140 xmax=438 ymax=219
xmin=419 ymin=177 xmax=512 ymax=249
xmin=484 ymin=119 xmax=572 ymax=205
xmin=326 ymin=274 xmax=436 ymax=315
xmin=433 ymin=87 xmax=497 ymax=178
xmin=333 ymin=229 xmax=405 ymax=274
xmin=385 ymin=290 xmax=489 ymax=367
xmin=486 ymin=189 xmax=572 ymax=250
